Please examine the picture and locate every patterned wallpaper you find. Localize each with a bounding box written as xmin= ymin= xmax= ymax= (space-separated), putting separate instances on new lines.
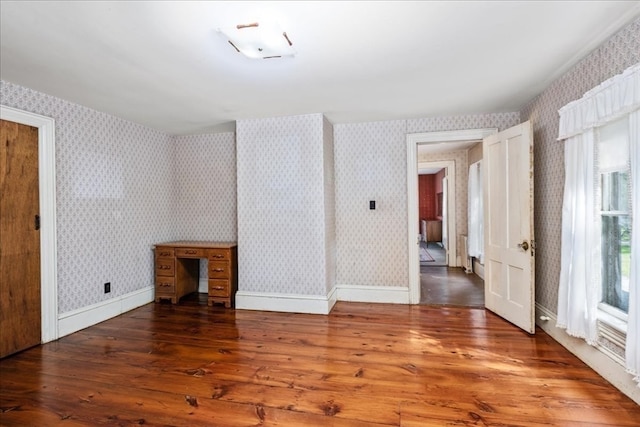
xmin=0 ymin=80 xmax=176 ymax=313
xmin=173 ymin=133 xmax=237 ymax=279
xmin=418 ymin=147 xmax=471 ymax=261
xmin=521 ymin=16 xmax=640 ymax=313
xmin=407 ymin=113 xmax=520 ymax=134
xmin=334 ymin=113 xmax=519 ymax=288
xmin=334 ymin=120 xmax=409 ymax=287
xmin=236 ymin=114 xmax=334 ymax=296
xmin=3 ymin=16 xmax=637 ymax=316
xmin=323 ymin=116 xmax=337 ymax=294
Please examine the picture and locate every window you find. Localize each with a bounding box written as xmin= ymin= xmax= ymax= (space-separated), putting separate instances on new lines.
xmin=557 ymin=62 xmax=639 ymax=384
xmin=597 ymin=117 xmax=631 ymax=318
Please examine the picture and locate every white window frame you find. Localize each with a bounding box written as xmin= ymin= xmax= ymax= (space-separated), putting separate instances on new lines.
xmin=595 ymin=117 xmax=631 ymax=359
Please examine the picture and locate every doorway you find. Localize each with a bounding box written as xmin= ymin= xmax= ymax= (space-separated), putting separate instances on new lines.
xmin=1 ymin=119 xmax=41 ymax=357
xmin=417 ymin=164 xmax=449 ymax=267
xmin=417 ymin=160 xmax=481 ymax=307
xmin=406 ymin=128 xmax=497 ymax=304
xmin=0 ymin=105 xmax=58 ymax=345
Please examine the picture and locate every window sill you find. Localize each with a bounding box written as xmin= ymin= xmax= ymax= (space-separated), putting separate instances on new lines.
xmin=598 ymin=303 xmax=628 ymax=334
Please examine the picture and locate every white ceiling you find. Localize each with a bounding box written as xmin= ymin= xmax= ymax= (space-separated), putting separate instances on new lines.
xmin=1 ymin=1 xmax=640 ymax=136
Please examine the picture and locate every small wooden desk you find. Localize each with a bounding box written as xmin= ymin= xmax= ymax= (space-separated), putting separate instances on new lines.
xmin=153 ymin=241 xmax=237 ymax=308
xmin=425 ymin=220 xmax=442 ymax=244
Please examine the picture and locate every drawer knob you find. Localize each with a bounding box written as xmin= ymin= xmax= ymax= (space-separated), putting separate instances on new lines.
xmin=159 ymin=265 xmax=171 ymax=270
xmin=212 ymin=286 xmax=225 ymax=291
xmin=213 ymin=268 xmax=225 ymax=273
xmin=186 ymin=250 xmax=197 ymax=254
xmin=212 ymin=254 xmax=224 ymax=259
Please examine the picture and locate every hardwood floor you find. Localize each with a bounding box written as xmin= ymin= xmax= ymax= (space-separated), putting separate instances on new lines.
xmin=1 ymin=294 xmax=638 ymax=426
xmin=420 ymin=266 xmax=484 ymax=307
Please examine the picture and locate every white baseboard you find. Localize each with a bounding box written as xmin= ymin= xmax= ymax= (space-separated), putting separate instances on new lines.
xmin=236 ymin=285 xmax=409 ymax=314
xmin=535 ymin=304 xmax=640 ymax=405
xmin=58 ymin=286 xmax=154 ymax=338
xmin=473 ymin=259 xmax=485 ymax=280
xmin=235 ymin=287 xmax=337 ymax=315
xmin=60 ymin=282 xmax=406 ymax=320
xmin=336 ymin=284 xmax=409 ymax=304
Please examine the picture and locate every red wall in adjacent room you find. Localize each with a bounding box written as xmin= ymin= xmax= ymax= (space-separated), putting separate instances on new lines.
xmin=418 ymin=174 xmax=437 ymax=222
xmin=435 ymin=168 xmax=445 ymax=220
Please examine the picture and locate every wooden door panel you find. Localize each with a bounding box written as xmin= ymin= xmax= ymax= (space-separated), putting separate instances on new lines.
xmin=0 ymin=119 xmax=41 ymax=358
xmin=483 ymin=121 xmax=535 ymax=334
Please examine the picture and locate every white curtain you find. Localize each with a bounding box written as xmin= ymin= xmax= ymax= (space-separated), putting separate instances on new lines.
xmin=557 ymin=131 xmax=600 ymax=345
xmin=558 ymin=62 xmax=640 ymax=385
xmin=467 ymin=161 xmax=483 ymax=263
xmin=558 ymin=63 xmax=640 ymax=139
xmin=627 ymin=110 xmax=640 ymax=385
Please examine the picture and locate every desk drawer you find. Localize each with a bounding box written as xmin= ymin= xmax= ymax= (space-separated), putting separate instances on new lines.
xmin=176 ymin=247 xmax=207 ymax=258
xmin=155 ymin=247 xmax=175 ymax=258
xmin=156 ymin=277 xmax=175 ymax=294
xmin=208 ymin=279 xmax=230 ymax=297
xmin=209 ymin=261 xmax=230 ymax=279
xmin=208 ymin=248 xmax=230 ymax=261
xmin=155 ymin=258 xmax=175 ymax=276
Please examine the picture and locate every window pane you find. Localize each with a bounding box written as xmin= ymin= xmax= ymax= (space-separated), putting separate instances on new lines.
xmin=597 ymin=116 xmax=632 ymax=318
xmin=601 ymin=214 xmax=630 ymax=312
xmin=601 ymin=171 xmax=629 ymax=212
xmin=597 ymin=116 xmax=629 ymax=173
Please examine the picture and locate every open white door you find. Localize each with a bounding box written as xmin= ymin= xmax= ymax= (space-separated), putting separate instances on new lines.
xmin=483 ymin=121 xmax=535 ymax=334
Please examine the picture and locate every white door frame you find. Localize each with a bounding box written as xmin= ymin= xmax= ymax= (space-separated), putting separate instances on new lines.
xmin=1 ymin=105 xmax=58 ymax=343
xmin=407 ymin=128 xmax=497 ymax=304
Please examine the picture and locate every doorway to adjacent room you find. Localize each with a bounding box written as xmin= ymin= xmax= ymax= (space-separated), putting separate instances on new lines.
xmin=407 ymin=128 xmax=496 ymax=306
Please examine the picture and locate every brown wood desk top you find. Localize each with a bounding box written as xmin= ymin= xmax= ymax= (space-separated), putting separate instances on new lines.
xmin=153 ymin=241 xmax=237 ymax=249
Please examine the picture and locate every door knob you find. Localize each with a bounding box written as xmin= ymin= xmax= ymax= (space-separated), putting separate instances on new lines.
xmin=517 ymin=240 xmax=529 ymax=251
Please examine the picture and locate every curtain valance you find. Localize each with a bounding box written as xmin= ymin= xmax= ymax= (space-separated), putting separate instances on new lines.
xmin=558 ymin=62 xmax=640 ymax=140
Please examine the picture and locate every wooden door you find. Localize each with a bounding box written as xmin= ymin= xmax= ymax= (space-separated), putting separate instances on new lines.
xmin=483 ymin=121 xmax=535 ymax=334
xmin=0 ymin=119 xmax=41 ymax=358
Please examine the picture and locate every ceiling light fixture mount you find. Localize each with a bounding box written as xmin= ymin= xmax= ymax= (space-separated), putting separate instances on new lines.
xmin=218 ymin=21 xmax=295 ymax=60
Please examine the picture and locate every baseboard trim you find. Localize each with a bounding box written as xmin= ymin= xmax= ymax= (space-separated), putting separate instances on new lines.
xmin=535 ymin=303 xmax=640 ymax=405
xmin=336 ymin=284 xmax=410 ymax=304
xmin=473 ymin=259 xmax=485 ymax=280
xmin=58 ymin=286 xmax=154 ymax=338
xmin=235 ymin=287 xmax=337 ymax=315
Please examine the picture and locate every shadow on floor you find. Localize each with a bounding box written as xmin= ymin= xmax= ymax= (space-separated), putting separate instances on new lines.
xmin=420 ymin=265 xmax=484 ymax=307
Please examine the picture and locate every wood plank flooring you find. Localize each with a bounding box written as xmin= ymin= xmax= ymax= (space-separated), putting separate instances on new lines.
xmin=1 ymin=294 xmax=638 ymax=426
xmin=420 ymin=266 xmax=485 ymax=307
